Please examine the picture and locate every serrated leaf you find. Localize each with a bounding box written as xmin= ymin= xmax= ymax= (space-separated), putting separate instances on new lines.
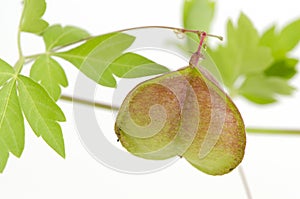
xmin=239 ymin=75 xmax=295 ymax=104
xmin=209 ymin=13 xmax=273 ymax=88
xmin=30 ymin=55 xmax=68 ymax=101
xmin=109 ymin=52 xmax=169 ymax=78
xmin=20 ymin=0 xmax=49 ymax=34
xmin=55 ymin=33 xmax=136 ymax=87
xmin=264 ymin=58 xmax=298 ymax=79
xmin=17 ymin=75 xmax=66 ymax=157
xmin=0 ymin=81 xmax=24 ymax=157
xmin=183 ymin=0 xmax=215 ymax=32
xmin=43 ymin=25 xmax=90 ymax=51
xmin=0 ymin=138 xmax=9 ymax=173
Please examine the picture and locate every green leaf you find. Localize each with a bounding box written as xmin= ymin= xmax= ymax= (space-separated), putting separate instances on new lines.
xmin=209 ymin=13 xmax=273 ymax=88
xmin=30 ymin=55 xmax=68 ymax=101
xmin=20 ymin=0 xmax=49 ymax=34
xmin=239 ymin=75 xmax=295 ymax=104
xmin=109 ymin=52 xmax=169 ymax=78
xmin=43 ymin=25 xmax=90 ymax=51
xmin=0 ymin=58 xmax=14 ymax=85
xmin=17 ymin=75 xmax=66 ymax=157
xmin=0 ymin=138 xmax=9 ymax=173
xmin=0 ymin=59 xmax=23 ymax=173
xmin=55 ymin=33 xmax=136 ymax=87
xmin=183 ymin=0 xmax=215 ymax=32
xmin=264 ymin=58 xmax=298 ymax=79
xmin=261 ymin=19 xmax=300 ymax=58
xmin=0 ymin=81 xmax=24 ymax=157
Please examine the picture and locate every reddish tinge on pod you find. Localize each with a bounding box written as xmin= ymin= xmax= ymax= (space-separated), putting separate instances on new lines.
xmin=115 ymin=65 xmax=246 ymax=175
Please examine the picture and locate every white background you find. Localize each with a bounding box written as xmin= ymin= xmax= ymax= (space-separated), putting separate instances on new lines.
xmin=0 ymin=0 xmax=300 ymax=198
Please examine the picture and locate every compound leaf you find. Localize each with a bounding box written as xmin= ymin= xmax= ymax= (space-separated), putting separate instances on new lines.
xmin=209 ymin=13 xmax=273 ymax=89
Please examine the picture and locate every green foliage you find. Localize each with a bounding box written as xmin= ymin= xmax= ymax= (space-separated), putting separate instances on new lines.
xmin=30 ymin=55 xmax=68 ymax=101
xmin=183 ymin=0 xmax=215 ymax=32
xmin=56 ymin=33 xmax=135 ymax=87
xmin=239 ymin=75 xmax=295 ymax=104
xmin=183 ymin=0 xmax=215 ymax=50
xmin=0 ymin=59 xmax=23 ymax=172
xmin=0 ymin=139 xmax=9 ymax=173
xmin=260 ymin=19 xmax=300 ymax=58
xmin=0 ymin=0 xmax=299 ymax=173
xmin=264 ymin=58 xmax=298 ymax=79
xmin=207 ymin=13 xmax=297 ymax=104
xmin=0 ymin=58 xmax=66 ymax=172
xmin=18 ymin=75 xmax=66 ymax=157
xmin=56 ymin=33 xmax=169 ymax=87
xmin=208 ymin=14 xmax=273 ymax=89
xmin=259 ymin=20 xmax=300 ymax=89
xmin=183 ymin=0 xmax=299 ymax=104
xmin=42 ymin=25 xmax=90 ymax=51
xmin=20 ymin=0 xmax=49 ymax=34
xmin=0 ymin=0 xmax=170 ymax=172
xmin=0 ymin=81 xmax=24 ymax=157
xmin=109 ymin=52 xmax=169 ymax=78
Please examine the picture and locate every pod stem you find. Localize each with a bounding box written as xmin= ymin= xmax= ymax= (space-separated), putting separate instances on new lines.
xmin=189 ymin=31 xmax=207 ymax=67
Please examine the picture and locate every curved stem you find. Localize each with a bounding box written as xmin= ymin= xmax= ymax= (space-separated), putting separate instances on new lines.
xmin=119 ymin=26 xmax=223 ymax=41
xmin=24 ymin=26 xmax=223 ymax=58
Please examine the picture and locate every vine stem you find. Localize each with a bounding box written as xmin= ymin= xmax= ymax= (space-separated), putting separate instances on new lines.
xmin=15 ymin=0 xmax=26 ymax=73
xmin=17 ymin=29 xmax=23 ymax=58
xmin=22 ymin=26 xmax=223 ymax=62
xmin=246 ymin=128 xmax=300 ymax=135
xmin=17 ymin=0 xmax=26 ymax=58
xmin=60 ymin=94 xmax=119 ymax=111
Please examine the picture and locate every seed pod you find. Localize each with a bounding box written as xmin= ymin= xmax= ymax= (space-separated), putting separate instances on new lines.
xmin=115 ymin=66 xmax=246 ymax=175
